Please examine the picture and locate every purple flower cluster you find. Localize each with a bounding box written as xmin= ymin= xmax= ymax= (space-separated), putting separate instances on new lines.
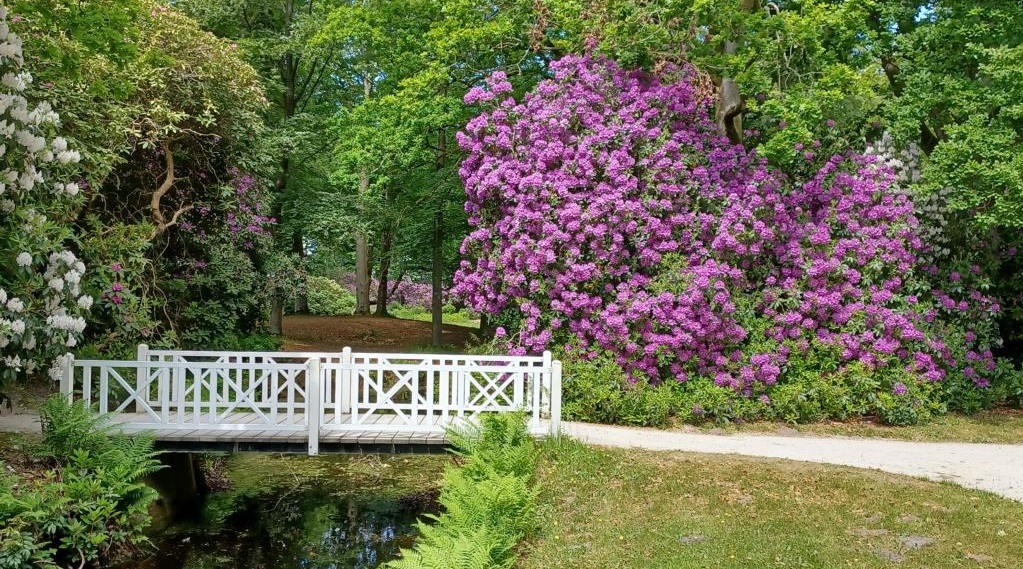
xmin=454 ymin=54 xmax=996 ymax=391
xmin=336 ymin=273 xmax=435 ymax=310
xmin=180 ymin=168 xmax=275 ymax=250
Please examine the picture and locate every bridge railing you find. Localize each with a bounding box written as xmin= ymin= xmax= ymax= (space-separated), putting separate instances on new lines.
xmin=60 ymin=345 xmax=562 ymax=455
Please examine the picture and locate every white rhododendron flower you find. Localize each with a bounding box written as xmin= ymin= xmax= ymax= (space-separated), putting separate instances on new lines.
xmin=0 ymin=8 xmax=88 ymax=380
xmin=6 ymin=297 xmax=23 ymax=312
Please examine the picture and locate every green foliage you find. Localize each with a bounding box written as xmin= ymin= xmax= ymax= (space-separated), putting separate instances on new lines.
xmin=385 ymin=413 xmax=538 ymax=569
xmin=560 ymin=353 xmax=676 ymax=428
xmin=306 ymin=276 xmax=356 ymax=316
xmin=0 ymin=398 xmax=162 ymax=569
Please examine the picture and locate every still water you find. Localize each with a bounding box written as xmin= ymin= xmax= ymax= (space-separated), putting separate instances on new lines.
xmin=123 ymin=454 xmax=445 ymax=569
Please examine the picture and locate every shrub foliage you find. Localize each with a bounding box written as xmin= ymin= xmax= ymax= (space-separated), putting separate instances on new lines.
xmin=0 ymin=398 xmax=161 ymax=569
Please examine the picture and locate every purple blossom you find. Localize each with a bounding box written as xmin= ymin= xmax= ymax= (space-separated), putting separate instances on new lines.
xmin=452 ymin=53 xmax=1000 ymax=393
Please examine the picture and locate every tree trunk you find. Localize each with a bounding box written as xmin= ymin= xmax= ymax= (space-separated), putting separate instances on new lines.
xmin=375 ymin=226 xmax=393 ymax=316
xmin=292 ymin=232 xmax=309 ymax=313
xmin=479 ymin=313 xmax=492 ymax=338
xmin=715 ymin=0 xmax=757 ymax=144
xmin=431 ymin=129 xmax=447 ymax=348
xmin=431 ymin=207 xmax=444 ymax=348
xmin=354 ymin=74 xmax=373 ymax=315
xmin=355 ymin=230 xmax=371 ymax=315
xmin=269 ymin=0 xmax=298 ymax=328
xmin=270 ymin=296 xmax=283 ymax=335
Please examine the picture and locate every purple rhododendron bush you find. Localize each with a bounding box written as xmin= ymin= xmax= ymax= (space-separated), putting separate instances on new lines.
xmin=453 ymin=55 xmax=1016 ymax=425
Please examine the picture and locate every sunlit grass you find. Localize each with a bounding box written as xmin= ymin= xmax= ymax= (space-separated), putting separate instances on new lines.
xmin=520 ymin=440 xmax=1023 ymax=569
xmin=390 ymin=305 xmax=480 ymax=328
xmin=679 ymin=409 xmax=1023 ymax=444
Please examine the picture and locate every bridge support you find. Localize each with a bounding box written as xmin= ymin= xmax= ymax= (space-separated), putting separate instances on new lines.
xmin=147 ymin=452 xmax=207 ymax=527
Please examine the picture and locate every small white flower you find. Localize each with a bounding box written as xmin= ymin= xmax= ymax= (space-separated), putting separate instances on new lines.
xmin=15 ymin=251 xmax=31 ymax=267
xmin=63 ymin=182 xmax=79 ymax=196
xmin=0 ymin=288 xmax=6 ymax=304
xmin=65 ymin=270 xmax=81 ymax=284
xmin=10 ymin=319 xmax=24 ymax=334
xmin=77 ymin=295 xmax=93 ymax=310
xmin=47 ymin=277 xmax=64 ymax=291
xmin=0 ymin=199 xmax=13 ymax=213
xmin=56 ymin=150 xmax=81 ymax=165
xmin=6 ymin=297 xmax=23 ymax=312
xmin=65 ymin=336 xmax=77 ymax=347
xmin=22 ymin=334 xmax=35 ymax=350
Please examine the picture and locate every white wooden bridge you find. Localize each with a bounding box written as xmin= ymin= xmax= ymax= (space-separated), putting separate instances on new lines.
xmin=59 ymin=346 xmax=562 ymax=455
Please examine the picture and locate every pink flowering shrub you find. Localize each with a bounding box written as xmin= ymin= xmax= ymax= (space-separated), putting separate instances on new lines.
xmin=454 ymin=54 xmax=1004 ymax=415
xmin=336 ymin=272 xmax=436 ymax=311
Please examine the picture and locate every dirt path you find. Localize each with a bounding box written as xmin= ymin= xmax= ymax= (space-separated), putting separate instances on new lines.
xmin=282 ymin=315 xmax=478 ymax=352
xmin=563 ymin=421 xmax=1023 ymax=502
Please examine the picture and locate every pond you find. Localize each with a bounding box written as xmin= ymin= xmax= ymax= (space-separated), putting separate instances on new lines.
xmin=122 ymin=453 xmax=448 ymax=569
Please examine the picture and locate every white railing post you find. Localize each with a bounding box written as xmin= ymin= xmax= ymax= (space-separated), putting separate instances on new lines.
xmin=550 ymin=359 xmax=562 ymax=434
xmin=536 ymin=351 xmax=551 ymax=431
xmin=341 ymin=347 xmax=352 ymax=416
xmin=60 ymin=353 xmax=74 ymax=404
xmin=136 ymin=344 xmax=149 ymax=415
xmin=307 ymin=358 xmax=321 ymax=456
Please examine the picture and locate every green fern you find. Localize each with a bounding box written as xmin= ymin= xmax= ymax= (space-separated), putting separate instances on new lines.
xmin=386 ymin=412 xmax=539 ymax=569
xmin=388 ymin=526 xmax=515 ymax=569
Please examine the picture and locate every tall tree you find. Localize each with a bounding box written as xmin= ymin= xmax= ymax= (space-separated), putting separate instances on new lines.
xmin=180 ymin=0 xmax=343 ymax=331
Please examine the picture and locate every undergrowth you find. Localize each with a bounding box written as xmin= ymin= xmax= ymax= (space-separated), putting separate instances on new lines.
xmin=386 ymin=413 xmax=538 ymax=569
xmin=0 ymin=397 xmax=162 ymax=569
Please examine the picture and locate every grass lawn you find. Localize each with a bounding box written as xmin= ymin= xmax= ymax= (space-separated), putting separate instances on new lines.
xmin=520 ymin=440 xmax=1023 ymax=569
xmin=681 ymin=409 xmax=1023 ymax=445
xmin=389 ymin=305 xmax=481 ymax=328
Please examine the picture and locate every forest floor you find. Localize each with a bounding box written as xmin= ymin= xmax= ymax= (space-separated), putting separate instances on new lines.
xmin=280 ymin=314 xmax=481 ymax=352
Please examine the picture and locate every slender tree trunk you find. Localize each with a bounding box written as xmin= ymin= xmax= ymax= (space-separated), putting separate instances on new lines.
xmin=355 ymin=231 xmax=371 ymax=315
xmin=270 ymin=297 xmax=284 ymax=335
xmin=292 ymin=232 xmax=308 ymax=313
xmin=431 ymin=129 xmax=447 ymax=348
xmin=354 ymin=74 xmax=373 ymax=315
xmin=479 ymin=313 xmax=491 ymax=338
xmin=432 ymin=208 xmax=443 ymax=347
xmin=269 ymin=0 xmax=305 ymax=327
xmin=375 ymin=226 xmax=393 ymax=316
xmin=715 ymin=0 xmax=757 ymax=144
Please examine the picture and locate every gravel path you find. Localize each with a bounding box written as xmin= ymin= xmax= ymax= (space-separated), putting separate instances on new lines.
xmin=562 ymin=421 xmax=1023 ymax=502
xmin=0 ymin=412 xmax=41 ymax=433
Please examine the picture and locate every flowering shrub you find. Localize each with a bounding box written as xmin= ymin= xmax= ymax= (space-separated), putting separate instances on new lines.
xmin=336 ymin=272 xmax=435 ymax=310
xmin=0 ymin=8 xmax=89 ymax=383
xmin=454 ymin=54 xmax=1000 ymax=413
xmin=166 ymin=168 xmax=276 ymax=347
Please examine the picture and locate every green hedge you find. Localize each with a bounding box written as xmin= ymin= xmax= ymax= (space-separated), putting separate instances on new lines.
xmin=386 ymin=413 xmax=538 ymax=569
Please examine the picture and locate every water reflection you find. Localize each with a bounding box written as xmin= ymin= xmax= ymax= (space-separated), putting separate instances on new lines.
xmin=124 ymin=460 xmax=437 ymax=569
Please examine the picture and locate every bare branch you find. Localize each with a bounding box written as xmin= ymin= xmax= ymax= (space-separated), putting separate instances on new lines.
xmin=148 ymin=140 xmax=193 ymax=239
